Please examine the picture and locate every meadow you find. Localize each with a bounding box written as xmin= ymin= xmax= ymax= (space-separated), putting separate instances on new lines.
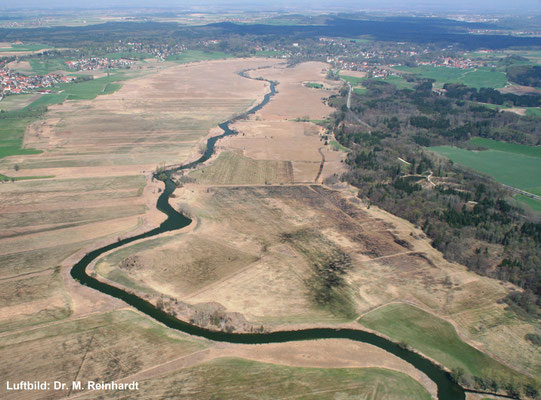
xmin=431 ymin=144 xmax=541 ymax=193
xmin=0 ymin=115 xmax=42 ymax=159
xmin=359 ymin=303 xmax=533 ymax=386
xmin=394 ymin=66 xmax=508 ymax=89
xmin=166 ymin=50 xmax=233 ymax=63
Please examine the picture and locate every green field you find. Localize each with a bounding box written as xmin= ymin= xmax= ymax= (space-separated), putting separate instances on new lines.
xmin=375 ymin=75 xmax=415 ymax=90
xmin=431 ymin=143 xmax=541 ymax=195
xmin=128 ymin=358 xmax=432 ymax=400
xmin=515 ymin=194 xmax=541 ymax=213
xmin=27 ymin=73 xmax=129 ymax=108
xmin=526 ymin=108 xmax=541 ymax=117
xmin=330 ymin=140 xmax=349 ymax=152
xmin=0 ymin=116 xmax=42 ymax=159
xmin=305 ymin=82 xmax=323 ymax=89
xmin=0 ymin=73 xmax=132 ymax=160
xmin=0 ymin=174 xmax=54 ymax=182
xmin=0 ymin=43 xmax=50 ymax=52
xmin=166 ymin=50 xmax=233 ymax=63
xmin=340 ymin=74 xmax=366 ymax=85
xmin=0 ymin=94 xmax=38 ymax=111
xmin=468 ymin=137 xmax=541 ymax=158
xmin=341 ymin=74 xmax=413 ymax=90
xmin=105 ymin=52 xmax=153 ymax=60
xmin=359 ymin=304 xmax=532 ymax=385
xmin=395 ymin=66 xmax=507 ymax=89
xmin=29 ymin=57 xmax=72 ymax=75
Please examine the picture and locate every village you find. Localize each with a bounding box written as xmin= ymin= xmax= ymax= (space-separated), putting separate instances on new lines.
xmin=64 ymin=57 xmax=135 ymax=71
xmin=0 ymin=67 xmax=74 ymax=97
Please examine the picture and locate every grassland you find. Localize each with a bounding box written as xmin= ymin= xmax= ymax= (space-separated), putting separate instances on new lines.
xmin=189 ymin=151 xmax=293 ymax=185
xmin=0 ymin=43 xmax=50 ymax=52
xmin=105 ymin=51 xmax=153 ymax=60
xmin=394 ymin=66 xmax=508 ymax=89
xmin=166 ymin=50 xmax=233 ymax=63
xmin=27 ymin=72 xmax=132 ymax=108
xmin=330 ymin=139 xmax=349 ymax=152
xmin=340 ymin=74 xmax=366 ymax=85
xmin=431 ymin=144 xmax=541 ymax=194
xmin=0 ymin=173 xmax=53 ymax=181
xmin=359 ymin=304 xmax=533 ymax=386
xmin=29 ymin=57 xmax=72 ymax=74
xmin=102 ymin=358 xmax=432 ymax=400
xmin=0 ymin=310 xmax=208 ymax=400
xmin=468 ymin=137 xmax=541 ymax=158
xmin=526 ymin=107 xmax=541 ymax=117
xmin=0 ymin=115 xmax=42 ymax=159
xmin=305 ymin=82 xmax=323 ymax=88
xmin=0 ymin=94 xmax=40 ymax=111
xmin=341 ymin=74 xmax=413 ymax=90
xmin=374 ymin=75 xmax=415 ymax=90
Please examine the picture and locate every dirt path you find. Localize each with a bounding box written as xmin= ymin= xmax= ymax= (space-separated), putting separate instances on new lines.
xmin=314 ymin=147 xmax=325 ymax=182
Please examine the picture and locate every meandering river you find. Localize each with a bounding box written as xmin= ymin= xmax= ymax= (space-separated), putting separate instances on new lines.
xmin=70 ymin=72 xmax=466 ymax=400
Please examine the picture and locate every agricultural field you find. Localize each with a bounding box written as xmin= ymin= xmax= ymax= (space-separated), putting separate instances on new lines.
xmin=0 ymin=310 xmax=209 ymax=400
xmin=190 ymin=151 xmax=294 ymax=185
xmin=0 ymin=94 xmax=41 ymax=111
xmin=394 ymin=65 xmax=508 ymax=89
xmin=431 ymin=142 xmax=541 ymax=198
xmin=166 ymin=50 xmax=233 ymax=63
xmin=94 ymin=358 xmax=433 ymax=400
xmin=431 ymin=145 xmax=541 ymax=191
xmin=0 ymin=58 xmax=285 ymax=397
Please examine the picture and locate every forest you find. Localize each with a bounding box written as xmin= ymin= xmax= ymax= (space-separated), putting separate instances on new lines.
xmin=326 ymin=78 xmax=541 ymax=319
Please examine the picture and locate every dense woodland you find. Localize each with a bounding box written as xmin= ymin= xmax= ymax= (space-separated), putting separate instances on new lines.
xmin=326 ymin=78 xmax=541 ymax=319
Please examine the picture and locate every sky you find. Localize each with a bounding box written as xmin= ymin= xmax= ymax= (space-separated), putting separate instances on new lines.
xmin=1 ymin=0 xmax=541 ymax=13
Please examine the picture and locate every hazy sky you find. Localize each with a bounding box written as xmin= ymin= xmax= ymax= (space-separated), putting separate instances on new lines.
xmin=1 ymin=0 xmax=541 ymax=13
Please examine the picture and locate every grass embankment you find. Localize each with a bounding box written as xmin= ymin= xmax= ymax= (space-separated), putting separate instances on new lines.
xmin=394 ymin=65 xmax=508 ymax=89
xmin=359 ymin=304 xmax=535 ymax=387
xmin=431 ymin=139 xmax=541 ymax=211
xmin=166 ymin=50 xmax=233 ymax=63
xmin=126 ymin=358 xmax=432 ymax=400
